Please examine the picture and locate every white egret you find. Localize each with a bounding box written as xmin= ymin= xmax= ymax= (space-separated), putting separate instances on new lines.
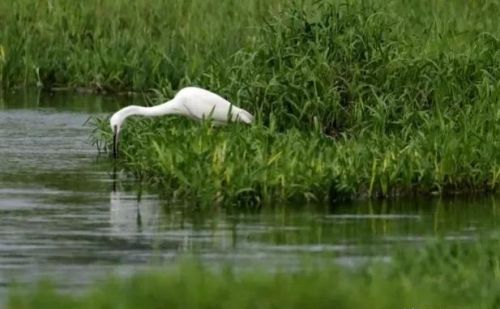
xmin=109 ymin=86 xmax=254 ymax=158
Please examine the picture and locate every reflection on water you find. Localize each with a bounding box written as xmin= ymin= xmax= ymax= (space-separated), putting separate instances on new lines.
xmin=0 ymin=90 xmax=499 ymax=298
xmin=110 ymin=187 xmax=162 ymax=236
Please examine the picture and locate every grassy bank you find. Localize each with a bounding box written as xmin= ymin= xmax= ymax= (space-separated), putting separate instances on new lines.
xmin=8 ymin=240 xmax=500 ymax=308
xmin=3 ymin=0 xmax=500 ymax=204
xmin=91 ymin=0 xmax=500 ymax=205
xmin=95 ymin=119 xmax=500 ymax=205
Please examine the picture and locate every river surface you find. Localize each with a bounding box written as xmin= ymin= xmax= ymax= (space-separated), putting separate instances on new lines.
xmin=0 ymin=91 xmax=499 ymax=299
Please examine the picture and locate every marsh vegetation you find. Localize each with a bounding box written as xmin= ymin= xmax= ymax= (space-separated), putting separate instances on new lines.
xmin=87 ymin=0 xmax=500 ymax=205
xmin=2 ymin=0 xmax=500 ymax=307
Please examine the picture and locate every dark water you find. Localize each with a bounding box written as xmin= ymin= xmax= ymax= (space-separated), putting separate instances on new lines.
xmin=0 ymin=90 xmax=499 ymax=298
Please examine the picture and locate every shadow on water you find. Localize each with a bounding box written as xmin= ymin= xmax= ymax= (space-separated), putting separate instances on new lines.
xmin=0 ymin=89 xmax=499 ymax=297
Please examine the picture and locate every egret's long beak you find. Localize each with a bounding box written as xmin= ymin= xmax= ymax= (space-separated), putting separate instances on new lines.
xmin=112 ymin=126 xmax=119 ymax=159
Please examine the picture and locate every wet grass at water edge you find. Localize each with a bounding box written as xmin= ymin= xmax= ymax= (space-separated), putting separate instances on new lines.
xmin=8 ymin=240 xmax=500 ymax=309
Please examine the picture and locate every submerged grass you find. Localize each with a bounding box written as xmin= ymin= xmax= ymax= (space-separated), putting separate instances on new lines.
xmin=8 ymin=239 xmax=500 ymax=308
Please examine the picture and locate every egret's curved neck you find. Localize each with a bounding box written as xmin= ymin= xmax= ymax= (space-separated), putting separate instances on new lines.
xmin=118 ymin=100 xmax=177 ymax=120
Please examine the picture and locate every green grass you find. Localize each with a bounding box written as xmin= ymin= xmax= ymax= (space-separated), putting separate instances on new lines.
xmin=4 ymin=2 xmax=500 ymax=307
xmin=94 ymin=115 xmax=500 ymax=206
xmin=0 ymin=0 xmax=286 ymax=91
xmin=3 ymin=0 xmax=500 ymax=205
xmin=2 ymin=0 xmax=500 ymax=94
xmin=8 ymin=240 xmax=500 ymax=309
xmin=92 ymin=0 xmax=500 ymax=206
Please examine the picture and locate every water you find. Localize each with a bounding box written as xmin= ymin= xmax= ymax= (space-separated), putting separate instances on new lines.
xmin=0 ymin=90 xmax=499 ymax=298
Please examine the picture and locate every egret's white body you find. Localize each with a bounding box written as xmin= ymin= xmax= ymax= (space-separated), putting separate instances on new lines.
xmin=109 ymin=86 xmax=254 ymax=158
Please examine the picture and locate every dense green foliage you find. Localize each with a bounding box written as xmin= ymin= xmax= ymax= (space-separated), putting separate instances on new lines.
xmin=3 ymin=0 xmax=500 ymax=204
xmin=0 ymin=0 xmax=284 ymax=91
xmin=91 ymin=0 xmax=500 ymax=205
xmin=94 ymin=117 xmax=500 ymax=205
xmin=8 ymin=240 xmax=500 ymax=309
xmin=4 ymin=2 xmax=500 ymax=307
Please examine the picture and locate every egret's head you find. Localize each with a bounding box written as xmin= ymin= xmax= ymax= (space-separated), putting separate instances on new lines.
xmin=110 ymin=113 xmax=123 ymax=159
